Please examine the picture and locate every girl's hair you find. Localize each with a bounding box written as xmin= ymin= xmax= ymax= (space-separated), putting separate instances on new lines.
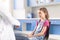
xmin=39 ymin=7 xmax=49 ymax=20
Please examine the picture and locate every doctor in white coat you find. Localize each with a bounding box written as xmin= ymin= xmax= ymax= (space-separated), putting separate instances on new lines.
xmin=0 ymin=10 xmax=20 ymax=40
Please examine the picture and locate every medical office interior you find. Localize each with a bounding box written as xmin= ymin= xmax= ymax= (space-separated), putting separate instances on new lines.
xmin=0 ymin=0 xmax=60 ymax=40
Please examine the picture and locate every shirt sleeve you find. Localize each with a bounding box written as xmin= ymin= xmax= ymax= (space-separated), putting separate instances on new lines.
xmin=9 ymin=16 xmax=20 ymax=26
xmin=43 ymin=20 xmax=49 ymax=27
xmin=2 ymin=11 xmax=20 ymax=26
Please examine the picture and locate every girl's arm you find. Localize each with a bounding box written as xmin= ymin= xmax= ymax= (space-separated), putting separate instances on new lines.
xmin=31 ymin=21 xmax=38 ymax=35
xmin=34 ymin=26 xmax=47 ymax=37
xmin=34 ymin=20 xmax=49 ymax=37
xmin=27 ymin=21 xmax=38 ymax=37
xmin=27 ymin=26 xmax=37 ymax=37
xmin=30 ymin=26 xmax=36 ymax=35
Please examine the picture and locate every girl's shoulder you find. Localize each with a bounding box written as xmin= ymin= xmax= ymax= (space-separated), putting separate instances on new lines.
xmin=45 ymin=20 xmax=50 ymax=23
xmin=43 ymin=20 xmax=50 ymax=27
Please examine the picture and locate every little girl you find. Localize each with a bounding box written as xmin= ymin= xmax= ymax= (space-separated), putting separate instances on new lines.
xmin=27 ymin=7 xmax=50 ymax=40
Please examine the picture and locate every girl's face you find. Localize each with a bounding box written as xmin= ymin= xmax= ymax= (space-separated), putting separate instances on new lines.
xmin=38 ymin=10 xmax=45 ymax=19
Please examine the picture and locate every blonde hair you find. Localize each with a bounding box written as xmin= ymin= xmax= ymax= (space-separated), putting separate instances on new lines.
xmin=39 ymin=7 xmax=49 ymax=20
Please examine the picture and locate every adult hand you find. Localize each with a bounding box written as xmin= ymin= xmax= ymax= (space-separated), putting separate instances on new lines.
xmin=15 ymin=25 xmax=19 ymax=28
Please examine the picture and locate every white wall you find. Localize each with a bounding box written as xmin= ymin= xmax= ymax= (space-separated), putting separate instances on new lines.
xmin=47 ymin=5 xmax=60 ymax=19
xmin=32 ymin=5 xmax=60 ymax=19
xmin=0 ymin=0 xmax=32 ymax=19
xmin=24 ymin=0 xmax=32 ymax=18
xmin=12 ymin=0 xmax=26 ymax=19
xmin=1 ymin=0 xmax=60 ymax=19
xmin=24 ymin=0 xmax=60 ymax=19
xmin=0 ymin=0 xmax=11 ymax=12
xmin=13 ymin=10 xmax=25 ymax=19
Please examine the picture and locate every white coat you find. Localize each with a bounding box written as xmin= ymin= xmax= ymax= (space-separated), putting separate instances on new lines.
xmin=0 ymin=11 xmax=20 ymax=40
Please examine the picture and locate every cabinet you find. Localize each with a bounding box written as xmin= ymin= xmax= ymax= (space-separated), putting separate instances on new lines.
xmin=14 ymin=19 xmax=60 ymax=35
xmin=50 ymin=19 xmax=60 ymax=35
xmin=26 ymin=0 xmax=60 ymax=19
xmin=28 ymin=0 xmax=38 ymax=7
xmin=15 ymin=19 xmax=37 ymax=31
xmin=14 ymin=0 xmax=24 ymax=9
xmin=27 ymin=0 xmax=60 ymax=7
xmin=54 ymin=0 xmax=60 ymax=2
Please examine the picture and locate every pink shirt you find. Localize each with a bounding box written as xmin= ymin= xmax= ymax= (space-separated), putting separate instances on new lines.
xmin=43 ymin=20 xmax=49 ymax=27
xmin=36 ymin=20 xmax=49 ymax=27
xmin=43 ymin=20 xmax=50 ymax=34
xmin=36 ymin=20 xmax=50 ymax=34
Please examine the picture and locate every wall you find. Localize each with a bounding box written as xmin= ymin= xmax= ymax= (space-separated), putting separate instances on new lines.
xmin=24 ymin=0 xmax=60 ymax=19
xmin=12 ymin=0 xmax=33 ymax=19
xmin=1 ymin=0 xmax=60 ymax=19
xmin=12 ymin=0 xmax=26 ymax=19
xmin=24 ymin=0 xmax=32 ymax=18
xmin=31 ymin=5 xmax=60 ymax=19
xmin=0 ymin=0 xmax=12 ymax=13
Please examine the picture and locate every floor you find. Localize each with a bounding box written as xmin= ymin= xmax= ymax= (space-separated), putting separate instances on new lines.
xmin=14 ymin=30 xmax=60 ymax=40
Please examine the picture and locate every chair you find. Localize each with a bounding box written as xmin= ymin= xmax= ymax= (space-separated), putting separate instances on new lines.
xmin=44 ymin=22 xmax=51 ymax=40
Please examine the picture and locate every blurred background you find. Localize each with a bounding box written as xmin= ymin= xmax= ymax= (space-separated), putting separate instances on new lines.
xmin=0 ymin=0 xmax=60 ymax=40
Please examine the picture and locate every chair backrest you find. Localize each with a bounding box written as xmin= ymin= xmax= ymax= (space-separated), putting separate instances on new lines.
xmin=44 ymin=22 xmax=51 ymax=40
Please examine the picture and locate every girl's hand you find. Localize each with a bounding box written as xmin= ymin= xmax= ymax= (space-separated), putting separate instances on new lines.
xmin=27 ymin=34 xmax=33 ymax=38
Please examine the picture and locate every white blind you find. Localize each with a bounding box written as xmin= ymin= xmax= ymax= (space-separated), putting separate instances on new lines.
xmin=13 ymin=0 xmax=25 ymax=19
xmin=14 ymin=0 xmax=24 ymax=9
